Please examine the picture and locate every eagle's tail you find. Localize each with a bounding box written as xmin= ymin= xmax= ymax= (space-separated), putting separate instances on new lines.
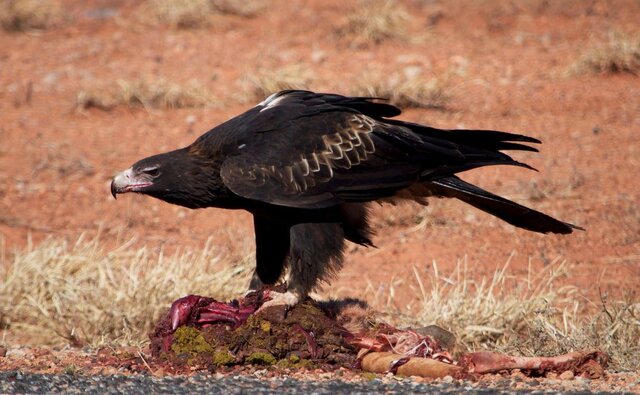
xmin=429 ymin=176 xmax=582 ymax=234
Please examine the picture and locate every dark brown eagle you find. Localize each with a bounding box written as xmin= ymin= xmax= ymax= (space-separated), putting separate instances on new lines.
xmin=111 ymin=90 xmax=580 ymax=310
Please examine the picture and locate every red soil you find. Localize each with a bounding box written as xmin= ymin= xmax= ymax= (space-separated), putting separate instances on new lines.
xmin=1 ymin=0 xmax=639 ymax=309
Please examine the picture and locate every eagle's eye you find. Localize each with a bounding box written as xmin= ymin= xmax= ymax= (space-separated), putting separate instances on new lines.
xmin=142 ymin=166 xmax=160 ymax=178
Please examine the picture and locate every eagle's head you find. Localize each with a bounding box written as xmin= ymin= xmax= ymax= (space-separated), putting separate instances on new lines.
xmin=111 ymin=148 xmax=218 ymax=209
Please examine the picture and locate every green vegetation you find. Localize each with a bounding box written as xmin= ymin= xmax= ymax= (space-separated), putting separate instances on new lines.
xmin=246 ymin=351 xmax=277 ymax=366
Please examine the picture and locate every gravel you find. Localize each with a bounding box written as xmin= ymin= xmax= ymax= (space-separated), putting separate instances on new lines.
xmin=0 ymin=371 xmax=626 ymax=395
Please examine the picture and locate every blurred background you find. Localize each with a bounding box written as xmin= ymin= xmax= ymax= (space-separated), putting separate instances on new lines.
xmin=0 ymin=0 xmax=638 ymax=354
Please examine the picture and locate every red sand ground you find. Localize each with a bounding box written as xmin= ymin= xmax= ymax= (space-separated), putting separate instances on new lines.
xmin=0 ymin=0 xmax=639 ymax=387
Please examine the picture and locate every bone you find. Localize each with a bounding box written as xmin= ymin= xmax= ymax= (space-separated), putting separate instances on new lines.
xmin=361 ymin=352 xmax=463 ymax=378
xmin=459 ymin=350 xmax=609 ymax=378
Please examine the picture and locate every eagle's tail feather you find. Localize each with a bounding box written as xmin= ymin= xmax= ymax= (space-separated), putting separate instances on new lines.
xmin=429 ymin=176 xmax=582 ymax=234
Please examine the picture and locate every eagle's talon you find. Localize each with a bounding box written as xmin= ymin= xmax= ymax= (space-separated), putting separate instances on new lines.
xmin=255 ymin=290 xmax=301 ymax=314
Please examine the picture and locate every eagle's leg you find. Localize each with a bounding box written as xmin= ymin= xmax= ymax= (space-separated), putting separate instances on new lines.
xmin=246 ymin=270 xmax=265 ymax=297
xmin=254 ymin=204 xmax=371 ymax=313
xmin=256 ymin=222 xmax=347 ymax=312
xmin=250 ymin=216 xmax=292 ymax=312
xmin=247 ymin=270 xmax=303 ymax=308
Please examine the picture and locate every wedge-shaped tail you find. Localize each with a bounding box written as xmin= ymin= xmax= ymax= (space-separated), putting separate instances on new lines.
xmin=430 ymin=176 xmax=582 ymax=234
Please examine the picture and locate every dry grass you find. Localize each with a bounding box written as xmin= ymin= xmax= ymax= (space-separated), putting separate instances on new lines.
xmin=573 ymin=32 xmax=640 ymax=76
xmin=76 ymin=79 xmax=218 ymax=110
xmin=209 ymin=0 xmax=264 ymax=17
xmin=0 ymin=235 xmax=252 ymax=347
xmin=366 ymin=259 xmax=640 ymax=371
xmin=244 ymin=65 xmax=313 ymax=102
xmin=147 ymin=0 xmax=212 ymax=29
xmin=146 ymin=0 xmax=263 ymax=28
xmin=2 ymin=237 xmax=638 ymax=370
xmin=512 ymin=293 xmax=640 ymax=372
xmin=353 ymin=69 xmax=451 ymax=110
xmin=341 ymin=0 xmax=409 ymax=45
xmin=0 ymin=0 xmax=58 ymax=32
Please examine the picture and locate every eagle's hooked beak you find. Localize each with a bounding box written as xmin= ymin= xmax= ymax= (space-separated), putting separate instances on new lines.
xmin=110 ymin=168 xmax=131 ymax=199
xmin=111 ymin=168 xmax=152 ymax=199
xmin=110 ymin=180 xmax=118 ymax=199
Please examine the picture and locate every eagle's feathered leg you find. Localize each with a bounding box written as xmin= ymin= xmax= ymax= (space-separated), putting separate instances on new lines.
xmin=255 ymin=222 xmax=346 ymax=312
xmin=255 ymin=204 xmax=373 ymax=312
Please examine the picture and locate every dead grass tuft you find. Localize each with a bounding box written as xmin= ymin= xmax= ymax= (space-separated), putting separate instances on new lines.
xmin=244 ymin=65 xmax=313 ymax=102
xmin=0 ymin=235 xmax=252 ymax=347
xmin=353 ymin=69 xmax=451 ymax=109
xmin=512 ymin=293 xmax=640 ymax=371
xmin=209 ymin=0 xmax=265 ymax=17
xmin=76 ymin=79 xmax=218 ymax=110
xmin=368 ymin=259 xmax=640 ymax=371
xmin=147 ymin=0 xmax=212 ymax=29
xmin=0 ymin=0 xmax=58 ymax=32
xmin=574 ymin=32 xmax=640 ymax=76
xmin=341 ymin=0 xmax=409 ymax=45
xmin=146 ymin=0 xmax=263 ymax=28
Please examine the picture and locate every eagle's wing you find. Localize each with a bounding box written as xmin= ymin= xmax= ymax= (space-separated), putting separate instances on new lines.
xmin=218 ymin=91 xmax=433 ymax=208
xmin=218 ymin=90 xmax=537 ymax=209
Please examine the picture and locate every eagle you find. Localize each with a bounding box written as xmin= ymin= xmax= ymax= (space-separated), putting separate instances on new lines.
xmin=111 ymin=90 xmax=580 ymax=311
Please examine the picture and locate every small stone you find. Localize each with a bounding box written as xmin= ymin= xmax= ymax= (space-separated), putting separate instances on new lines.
xmin=576 ymin=376 xmax=591 ymax=387
xmin=514 ymin=382 xmax=527 ymax=390
xmin=0 ymin=346 xmax=7 ymax=357
xmin=7 ymin=349 xmax=28 ymax=359
xmin=96 ymin=347 xmax=113 ymax=359
xmin=414 ymin=325 xmax=456 ymax=352
xmin=152 ymin=367 xmax=166 ymax=377
xmin=442 ymin=375 xmax=454 ymax=383
xmin=311 ymin=50 xmax=326 ymax=63
xmin=33 ymin=349 xmax=51 ymax=357
xmin=559 ymin=370 xmax=575 ymax=380
xmin=100 ymin=367 xmax=119 ymax=375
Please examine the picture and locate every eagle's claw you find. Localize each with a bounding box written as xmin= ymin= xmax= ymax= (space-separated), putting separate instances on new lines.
xmin=255 ymin=289 xmax=301 ymax=314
